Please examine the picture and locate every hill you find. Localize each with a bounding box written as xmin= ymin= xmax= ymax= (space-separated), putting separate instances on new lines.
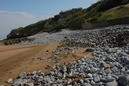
xmin=7 ymin=0 xmax=129 ymax=39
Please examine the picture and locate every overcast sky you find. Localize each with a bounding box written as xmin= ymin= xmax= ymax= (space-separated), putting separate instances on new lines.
xmin=0 ymin=0 xmax=97 ymax=40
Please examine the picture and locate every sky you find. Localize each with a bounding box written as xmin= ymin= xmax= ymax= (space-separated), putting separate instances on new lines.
xmin=0 ymin=0 xmax=97 ymax=40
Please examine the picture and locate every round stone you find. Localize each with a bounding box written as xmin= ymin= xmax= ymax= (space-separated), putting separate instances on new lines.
xmin=87 ymin=73 xmax=93 ymax=78
xmin=7 ymin=78 xmax=13 ymax=84
xmin=85 ymin=83 xmax=92 ymax=86
xmin=90 ymin=80 xmax=95 ymax=85
xmin=107 ymin=76 xmax=115 ymax=82
xmin=19 ymin=72 xmax=27 ymax=78
xmin=106 ymin=81 xmax=118 ymax=86
xmin=104 ymin=68 xmax=111 ymax=74
xmin=94 ymin=76 xmax=100 ymax=83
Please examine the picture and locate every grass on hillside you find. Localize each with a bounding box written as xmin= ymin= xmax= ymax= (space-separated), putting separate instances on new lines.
xmin=89 ymin=4 xmax=129 ymax=21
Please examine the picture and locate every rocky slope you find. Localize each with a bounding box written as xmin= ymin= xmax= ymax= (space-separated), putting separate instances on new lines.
xmin=19 ymin=25 xmax=129 ymax=47
xmin=3 ymin=25 xmax=129 ymax=86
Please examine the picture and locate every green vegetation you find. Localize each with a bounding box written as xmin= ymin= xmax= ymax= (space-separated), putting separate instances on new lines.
xmin=7 ymin=0 xmax=129 ymax=39
xmin=100 ymin=4 xmax=129 ymax=20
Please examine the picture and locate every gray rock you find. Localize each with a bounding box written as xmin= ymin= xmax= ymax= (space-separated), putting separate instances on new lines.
xmin=107 ymin=76 xmax=115 ymax=82
xmin=87 ymin=73 xmax=93 ymax=78
xmin=95 ymin=82 xmax=103 ymax=86
xmin=106 ymin=48 xmax=116 ymax=53
xmin=57 ymin=72 xmax=62 ymax=77
xmin=126 ymin=70 xmax=129 ymax=74
xmin=117 ymin=76 xmax=129 ymax=86
xmin=117 ymin=50 xmax=121 ymax=54
xmin=84 ymin=79 xmax=90 ymax=83
xmin=112 ymin=74 xmax=118 ymax=80
xmin=122 ymin=67 xmax=126 ymax=72
xmin=118 ymin=52 xmax=127 ymax=56
xmin=57 ymin=84 xmax=63 ymax=86
xmin=105 ymin=57 xmax=115 ymax=62
xmin=37 ymin=70 xmax=42 ymax=75
xmin=85 ymin=83 xmax=92 ymax=86
xmin=104 ymin=68 xmax=111 ymax=74
xmin=62 ymin=65 xmax=67 ymax=73
xmin=19 ymin=72 xmax=27 ymax=78
xmin=79 ymin=79 xmax=84 ymax=84
xmin=90 ymin=80 xmax=95 ymax=85
xmin=94 ymin=76 xmax=100 ymax=83
xmin=90 ymin=67 xmax=99 ymax=73
xmin=13 ymin=79 xmax=27 ymax=86
xmin=80 ymin=58 xmax=85 ymax=62
xmin=106 ymin=81 xmax=118 ymax=86
xmin=51 ymin=84 xmax=58 ymax=86
xmin=101 ymin=77 xmax=107 ymax=82
xmin=110 ymin=62 xmax=118 ymax=68
xmin=57 ymin=79 xmax=62 ymax=83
